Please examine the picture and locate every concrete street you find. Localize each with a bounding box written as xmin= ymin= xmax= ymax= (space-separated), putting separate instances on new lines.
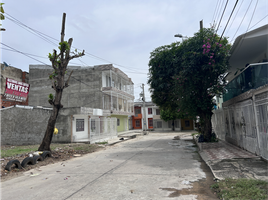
xmin=1 ymin=132 xmax=218 ymax=200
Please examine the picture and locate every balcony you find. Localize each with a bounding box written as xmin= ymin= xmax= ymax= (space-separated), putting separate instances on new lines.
xmin=223 ymin=63 xmax=268 ymax=102
xmin=133 ymin=113 xmax=142 ymax=119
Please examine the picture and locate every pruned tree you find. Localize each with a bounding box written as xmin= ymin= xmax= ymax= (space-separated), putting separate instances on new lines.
xmin=148 ymin=28 xmax=231 ymax=141
xmin=38 ymin=13 xmax=85 ymax=151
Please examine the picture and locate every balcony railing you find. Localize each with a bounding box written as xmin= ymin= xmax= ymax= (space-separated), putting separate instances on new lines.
xmin=223 ymin=63 xmax=268 ymax=102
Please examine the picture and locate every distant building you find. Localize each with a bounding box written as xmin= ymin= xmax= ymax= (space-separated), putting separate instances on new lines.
xmin=0 ymin=63 xmax=29 ymax=108
xmin=132 ymin=102 xmax=194 ymax=131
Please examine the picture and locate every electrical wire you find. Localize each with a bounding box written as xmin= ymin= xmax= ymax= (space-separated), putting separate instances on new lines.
xmin=230 ymin=0 xmax=253 ymax=42
xmin=216 ymin=0 xmax=229 ymax=34
xmin=225 ymin=0 xmax=244 ymax=36
xmin=248 ymin=14 xmax=268 ymax=30
xmin=212 ymin=0 xmax=220 ymax=25
xmin=215 ymin=0 xmax=225 ymax=28
xmin=219 ymin=0 xmax=239 ymax=42
xmin=4 ymin=12 xmax=147 ymax=74
xmin=231 ymin=0 xmax=259 ymax=56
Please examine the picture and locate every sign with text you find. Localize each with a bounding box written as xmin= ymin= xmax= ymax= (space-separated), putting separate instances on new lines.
xmin=4 ymin=78 xmax=30 ymax=102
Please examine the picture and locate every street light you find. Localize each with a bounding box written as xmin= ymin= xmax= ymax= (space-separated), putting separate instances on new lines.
xmin=174 ymin=34 xmax=188 ymax=41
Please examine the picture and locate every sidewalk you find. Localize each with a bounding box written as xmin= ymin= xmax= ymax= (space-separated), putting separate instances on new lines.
xmin=195 ymin=139 xmax=268 ymax=181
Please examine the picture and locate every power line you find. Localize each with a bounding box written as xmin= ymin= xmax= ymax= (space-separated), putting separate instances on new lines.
xmin=212 ymin=0 xmax=220 ymax=25
xmin=248 ymin=14 xmax=268 ymax=30
xmin=216 ymin=0 xmax=229 ymax=34
xmin=232 ymin=0 xmax=259 ymax=56
xmin=219 ymin=0 xmax=239 ymax=41
xmin=4 ymin=12 xmax=147 ymax=74
xmin=230 ymin=0 xmax=253 ymax=42
xmin=215 ymin=0 xmax=225 ymax=28
xmin=225 ymin=0 xmax=244 ymax=36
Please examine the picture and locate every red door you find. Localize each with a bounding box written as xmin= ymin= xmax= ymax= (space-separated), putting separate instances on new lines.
xmin=148 ymin=118 xmax=153 ymax=129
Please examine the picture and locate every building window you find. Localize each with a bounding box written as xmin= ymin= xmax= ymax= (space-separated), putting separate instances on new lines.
xmin=76 ymin=119 xmax=84 ymax=132
xmin=148 ymin=108 xmax=152 ymax=115
xmin=135 ymin=107 xmax=141 ymax=116
xmin=156 ymin=109 xmax=160 ymax=115
xmin=185 ymin=120 xmax=190 ymax=127
xmin=91 ymin=119 xmax=96 ymax=132
xmin=117 ymin=118 xmax=120 ymax=126
xmin=156 ymin=121 xmax=162 ymax=128
xmin=135 ymin=120 xmax=140 ymax=127
xmin=148 ymin=119 xmax=153 ymax=127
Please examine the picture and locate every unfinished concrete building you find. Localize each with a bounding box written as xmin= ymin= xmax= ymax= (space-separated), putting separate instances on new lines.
xmin=27 ymin=64 xmax=134 ymax=142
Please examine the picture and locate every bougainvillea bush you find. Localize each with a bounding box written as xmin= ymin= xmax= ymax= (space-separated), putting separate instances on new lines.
xmin=148 ymin=28 xmax=231 ymax=141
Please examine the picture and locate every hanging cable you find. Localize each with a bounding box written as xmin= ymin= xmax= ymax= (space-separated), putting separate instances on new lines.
xmin=230 ymin=0 xmax=253 ymax=42
xmin=219 ymin=0 xmax=239 ymax=42
xmin=225 ymin=0 xmax=244 ymax=36
xmin=216 ymin=0 xmax=229 ymax=34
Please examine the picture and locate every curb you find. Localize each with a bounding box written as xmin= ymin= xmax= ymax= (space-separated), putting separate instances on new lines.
xmin=193 ymin=136 xmax=223 ymax=181
xmin=108 ymin=133 xmax=144 ymax=146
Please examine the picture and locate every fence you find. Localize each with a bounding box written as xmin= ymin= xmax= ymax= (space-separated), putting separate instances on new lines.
xmin=212 ymin=90 xmax=268 ymax=160
xmin=89 ymin=117 xmax=117 ymax=143
xmin=153 ymin=119 xmax=181 ymax=131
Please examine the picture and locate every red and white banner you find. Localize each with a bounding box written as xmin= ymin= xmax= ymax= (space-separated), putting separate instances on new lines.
xmin=4 ymin=78 xmax=30 ymax=102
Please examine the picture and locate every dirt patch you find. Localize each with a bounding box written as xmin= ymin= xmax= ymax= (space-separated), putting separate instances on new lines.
xmin=1 ymin=143 xmax=106 ymax=182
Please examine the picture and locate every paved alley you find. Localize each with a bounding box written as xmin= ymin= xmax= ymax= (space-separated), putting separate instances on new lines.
xmin=1 ymin=132 xmax=217 ymax=200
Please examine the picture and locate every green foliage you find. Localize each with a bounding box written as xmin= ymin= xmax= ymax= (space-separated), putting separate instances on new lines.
xmin=160 ymin=107 xmax=188 ymax=122
xmin=59 ymin=41 xmax=70 ymax=52
xmin=211 ymin=178 xmax=268 ymax=200
xmin=148 ymin=28 xmax=231 ymax=138
xmin=49 ymin=70 xmax=58 ymax=80
xmin=48 ymin=93 xmax=54 ymax=100
xmin=0 ymin=3 xmax=4 ymax=26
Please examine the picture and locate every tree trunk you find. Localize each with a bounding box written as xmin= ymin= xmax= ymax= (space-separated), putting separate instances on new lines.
xmin=38 ymin=79 xmax=64 ymax=151
xmin=200 ymin=113 xmax=212 ymax=142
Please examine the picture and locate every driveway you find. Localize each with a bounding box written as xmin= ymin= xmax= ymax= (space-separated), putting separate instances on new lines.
xmin=1 ymin=132 xmax=217 ymax=200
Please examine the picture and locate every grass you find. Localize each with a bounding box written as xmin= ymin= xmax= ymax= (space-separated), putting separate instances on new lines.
xmin=1 ymin=145 xmax=39 ymax=158
xmin=95 ymin=141 xmax=108 ymax=145
xmin=1 ymin=143 xmax=102 ymax=158
xmin=211 ymin=178 xmax=268 ymax=200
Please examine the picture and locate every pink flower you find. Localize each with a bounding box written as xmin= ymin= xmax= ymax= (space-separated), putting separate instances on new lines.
xmin=211 ymin=53 xmax=214 ymax=55
xmin=219 ymin=44 xmax=222 ymax=47
xmin=202 ymin=44 xmax=206 ymax=48
xmin=208 ymin=38 xmax=210 ymax=41
xmin=209 ymin=63 xmax=211 ymax=65
xmin=210 ymin=56 xmax=213 ymax=59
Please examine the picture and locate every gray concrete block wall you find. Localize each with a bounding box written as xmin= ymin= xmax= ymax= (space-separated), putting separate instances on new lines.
xmin=29 ymin=65 xmax=103 ymax=109
xmin=1 ymin=107 xmax=51 ymax=145
xmin=0 ymin=106 xmax=83 ymax=146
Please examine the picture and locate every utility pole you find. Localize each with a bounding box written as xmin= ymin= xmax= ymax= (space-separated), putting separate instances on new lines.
xmin=141 ymin=84 xmax=147 ymax=132
xmin=200 ymin=20 xmax=203 ymax=30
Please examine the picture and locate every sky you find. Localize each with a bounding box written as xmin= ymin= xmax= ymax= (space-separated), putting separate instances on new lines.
xmin=1 ymin=0 xmax=268 ymax=101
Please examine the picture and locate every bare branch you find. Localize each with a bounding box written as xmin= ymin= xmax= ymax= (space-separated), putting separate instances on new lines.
xmin=66 ymin=38 xmax=73 ymax=58
xmin=61 ymin=13 xmax=66 ymax=42
xmin=69 ymin=50 xmax=85 ymax=60
xmin=65 ymin=70 xmax=73 ymax=88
